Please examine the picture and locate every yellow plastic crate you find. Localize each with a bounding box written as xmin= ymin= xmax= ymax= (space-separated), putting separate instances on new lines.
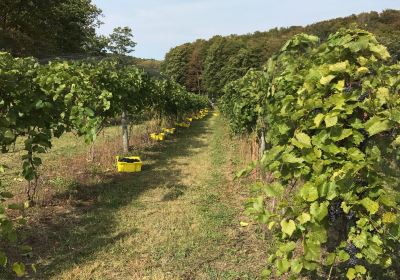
xmin=162 ymin=128 xmax=175 ymax=134
xmin=150 ymin=133 xmax=158 ymax=140
xmin=116 ymin=156 xmax=142 ymax=173
xmin=150 ymin=133 xmax=165 ymax=141
xmin=186 ymin=117 xmax=193 ymax=122
xmin=176 ymin=122 xmax=190 ymax=128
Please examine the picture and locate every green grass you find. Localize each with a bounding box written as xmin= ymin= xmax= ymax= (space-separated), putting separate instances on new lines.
xmin=1 ymin=115 xmax=266 ymax=280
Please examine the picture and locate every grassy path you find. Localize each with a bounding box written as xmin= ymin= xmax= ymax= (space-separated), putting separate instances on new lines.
xmin=26 ymin=115 xmax=265 ymax=280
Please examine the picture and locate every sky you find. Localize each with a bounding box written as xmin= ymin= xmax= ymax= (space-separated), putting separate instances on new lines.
xmin=93 ymin=0 xmax=400 ymax=60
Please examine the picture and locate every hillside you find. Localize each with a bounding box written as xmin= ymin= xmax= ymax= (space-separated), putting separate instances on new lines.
xmin=161 ymin=9 xmax=400 ymax=97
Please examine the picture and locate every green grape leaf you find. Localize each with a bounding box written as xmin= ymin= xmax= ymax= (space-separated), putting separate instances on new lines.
xmin=330 ymin=128 xmax=353 ymax=142
xmin=310 ymin=201 xmax=328 ymax=222
xmin=324 ymin=115 xmax=338 ymax=128
xmin=369 ymin=44 xmax=390 ymax=60
xmin=261 ymin=269 xmax=271 ymax=277
xmin=12 ymin=262 xmax=25 ymax=277
xmin=338 ymin=250 xmax=350 ymax=261
xmin=382 ymin=212 xmax=397 ymax=224
xmin=329 ymin=61 xmax=349 ymax=73
xmin=347 ymin=147 xmax=365 ymax=161
xmin=307 ymin=224 xmax=328 ymax=243
xmin=346 ymin=268 xmax=356 ymax=280
xmin=300 ymin=182 xmax=319 ymax=202
xmin=282 ymin=153 xmax=304 ymax=163
xmin=364 ymin=116 xmax=391 ymax=136
xmin=0 ymin=251 xmax=7 ymax=267
xmin=326 ymin=253 xmax=336 ymax=265
xmin=280 ymin=219 xmax=296 ymax=237
xmin=279 ymin=241 xmax=297 ymax=254
xmin=297 ymin=212 xmax=311 ymax=225
xmin=357 ymin=67 xmax=369 ymax=75
xmin=276 ymin=258 xmax=290 ymax=275
xmin=352 ymin=231 xmax=368 ymax=248
xmin=360 ymin=197 xmax=379 ymax=215
xmin=341 ymin=202 xmax=351 ymax=214
xmin=355 ymin=265 xmax=366 ymax=274
xmin=320 ymin=75 xmax=336 ymax=85
xmin=291 ymin=258 xmax=303 ymax=274
xmin=376 ymin=87 xmax=389 ymax=105
xmin=262 ymin=182 xmax=284 ymax=197
xmin=295 ymin=132 xmax=312 ymax=148
xmin=304 ymin=239 xmax=321 ymax=261
xmin=4 ymin=130 xmax=14 ymax=140
xmin=314 ymin=113 xmax=325 ymax=127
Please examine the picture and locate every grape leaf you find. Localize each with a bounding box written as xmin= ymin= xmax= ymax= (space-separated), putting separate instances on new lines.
xmin=314 ymin=113 xmax=324 ymax=127
xmin=297 ymin=212 xmax=311 ymax=225
xmin=12 ymin=262 xmax=25 ymax=277
xmin=295 ymin=132 xmax=312 ymax=148
xmin=360 ymin=197 xmax=379 ymax=215
xmin=310 ymin=201 xmax=328 ymax=222
xmin=280 ymin=219 xmax=296 ymax=237
xmin=320 ymin=75 xmax=336 ymax=85
xmin=325 ymin=115 xmax=338 ymax=128
xmin=300 ymin=183 xmax=319 ymax=202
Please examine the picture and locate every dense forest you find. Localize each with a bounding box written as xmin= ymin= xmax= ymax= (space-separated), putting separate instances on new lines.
xmin=0 ymin=0 xmax=161 ymax=72
xmin=161 ymin=10 xmax=400 ymax=97
xmin=0 ymin=0 xmax=104 ymax=57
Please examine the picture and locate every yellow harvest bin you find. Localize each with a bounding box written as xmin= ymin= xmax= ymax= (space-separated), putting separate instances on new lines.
xmin=176 ymin=122 xmax=190 ymax=128
xmin=186 ymin=117 xmax=193 ymax=122
xmin=162 ymin=128 xmax=175 ymax=134
xmin=150 ymin=133 xmax=158 ymax=140
xmin=158 ymin=132 xmax=165 ymax=140
xmin=116 ymin=156 xmax=142 ymax=173
xmin=150 ymin=133 xmax=165 ymax=141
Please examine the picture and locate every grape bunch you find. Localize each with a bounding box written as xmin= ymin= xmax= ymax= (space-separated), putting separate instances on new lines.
xmin=312 ymin=108 xmax=323 ymax=115
xmin=355 ymin=179 xmax=368 ymax=187
xmin=328 ymin=199 xmax=344 ymax=223
xmin=358 ymin=92 xmax=369 ymax=102
xmin=381 ymin=128 xmax=397 ymax=138
xmin=345 ymin=242 xmax=360 ymax=267
xmin=346 ymin=210 xmax=355 ymax=221
xmin=344 ymin=86 xmax=352 ymax=94
xmin=359 ymin=129 xmax=369 ymax=151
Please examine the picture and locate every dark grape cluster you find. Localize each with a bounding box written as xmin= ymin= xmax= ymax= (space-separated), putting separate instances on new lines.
xmin=381 ymin=128 xmax=397 ymax=138
xmin=358 ymin=92 xmax=369 ymax=102
xmin=355 ymin=178 xmax=368 ymax=187
xmin=359 ymin=129 xmax=369 ymax=139
xmin=344 ymin=87 xmax=352 ymax=94
xmin=312 ymin=108 xmax=323 ymax=115
xmin=346 ymin=210 xmax=355 ymax=221
xmin=328 ymin=199 xmax=344 ymax=223
xmin=359 ymin=129 xmax=369 ymax=151
xmin=345 ymin=242 xmax=360 ymax=267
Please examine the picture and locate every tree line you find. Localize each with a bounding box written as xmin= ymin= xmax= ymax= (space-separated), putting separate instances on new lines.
xmin=0 ymin=0 xmax=162 ymax=73
xmin=162 ymin=10 xmax=400 ymax=98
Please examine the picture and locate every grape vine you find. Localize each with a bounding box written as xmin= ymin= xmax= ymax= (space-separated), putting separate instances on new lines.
xmin=0 ymin=52 xmax=208 ymax=276
xmin=221 ymin=29 xmax=400 ymax=279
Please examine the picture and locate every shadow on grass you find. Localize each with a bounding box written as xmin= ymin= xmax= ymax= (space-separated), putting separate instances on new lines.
xmin=11 ymin=117 xmax=211 ymax=279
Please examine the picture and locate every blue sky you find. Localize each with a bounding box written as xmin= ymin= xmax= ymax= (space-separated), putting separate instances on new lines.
xmin=93 ymin=0 xmax=400 ymax=60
